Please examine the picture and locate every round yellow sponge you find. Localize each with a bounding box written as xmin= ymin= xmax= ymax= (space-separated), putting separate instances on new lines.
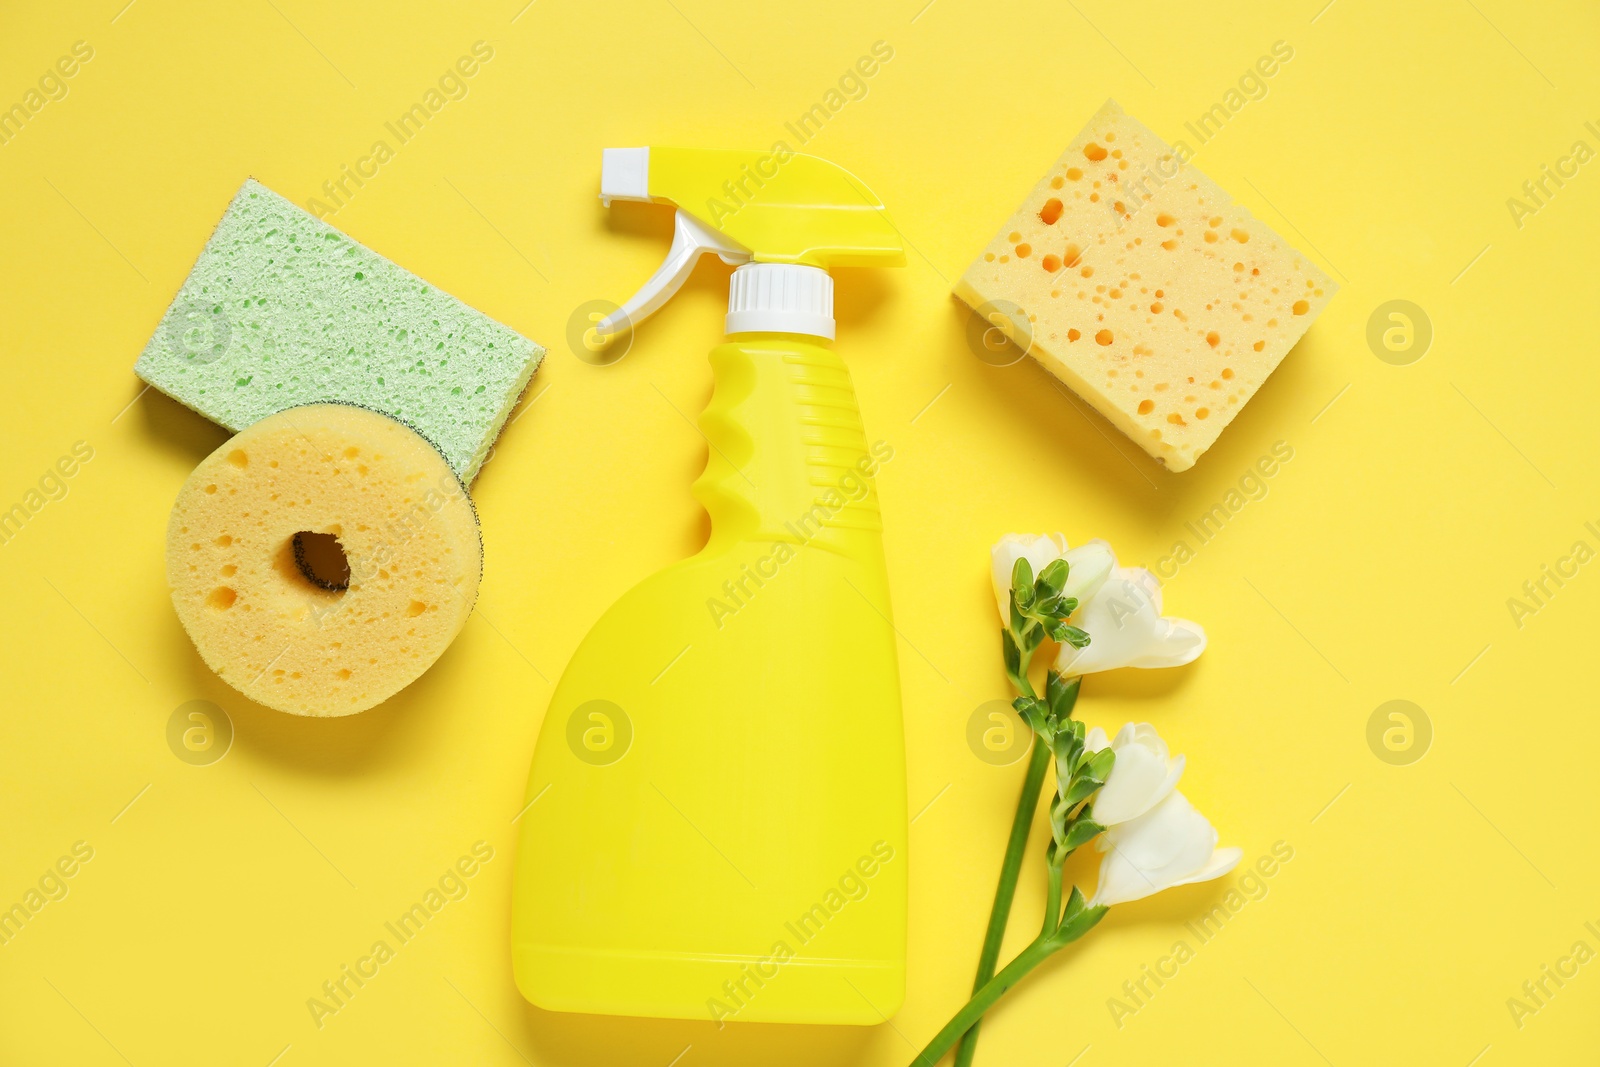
xmin=167 ymin=403 xmax=482 ymax=716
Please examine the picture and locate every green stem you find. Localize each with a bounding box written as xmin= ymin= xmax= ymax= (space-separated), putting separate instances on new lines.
xmin=915 ymin=938 xmax=1054 ymax=1067
xmin=954 ymin=674 xmax=1080 ymax=1067
xmin=912 ymin=933 xmax=1066 ymax=1067
xmin=1041 ymin=856 xmax=1065 ymax=938
xmin=951 ymin=735 xmax=1048 ymax=1067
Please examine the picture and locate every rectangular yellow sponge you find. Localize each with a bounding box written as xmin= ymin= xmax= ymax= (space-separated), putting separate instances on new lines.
xmin=954 ymin=100 xmax=1336 ymax=472
xmin=135 ymin=179 xmax=543 ymax=482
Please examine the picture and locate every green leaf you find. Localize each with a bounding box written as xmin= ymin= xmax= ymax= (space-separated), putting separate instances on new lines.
xmin=1056 ymin=897 xmax=1109 ymax=944
xmin=1060 ymin=625 xmax=1092 ymax=649
xmin=1037 ymin=558 xmax=1069 ymax=598
xmin=1045 ymin=727 xmax=1081 ymax=780
xmin=1062 ymin=716 xmax=1088 ymax=758
xmin=1002 ymin=629 xmax=1022 ymax=679
xmin=1060 ymin=884 xmax=1088 ymax=921
xmin=1061 ymin=774 xmax=1101 ymax=808
xmin=1053 ymin=718 xmax=1076 ymax=748
xmin=1056 ymin=596 xmax=1079 ymax=616
xmin=1062 ymin=817 xmax=1105 ymax=851
xmin=1079 ymin=747 xmax=1115 ymax=782
xmin=1044 ymin=618 xmax=1069 ymax=643
xmin=1014 ymin=696 xmax=1048 ymax=737
xmin=1011 ymin=557 xmax=1035 ymax=607
xmin=1045 ymin=672 xmax=1081 ymax=723
xmin=1020 ymin=622 xmax=1045 ymax=656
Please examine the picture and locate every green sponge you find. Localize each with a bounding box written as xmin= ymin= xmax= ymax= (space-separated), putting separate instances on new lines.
xmin=135 ymin=178 xmax=542 ymax=481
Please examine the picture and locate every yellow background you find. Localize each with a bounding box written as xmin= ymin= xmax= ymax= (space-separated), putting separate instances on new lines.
xmin=2 ymin=0 xmax=1597 ymax=1063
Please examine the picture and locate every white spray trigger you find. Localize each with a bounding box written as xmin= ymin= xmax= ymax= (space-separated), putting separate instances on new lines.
xmin=596 ymin=210 xmax=748 ymax=340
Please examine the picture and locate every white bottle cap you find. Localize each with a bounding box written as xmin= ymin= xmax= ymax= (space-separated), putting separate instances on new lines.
xmin=725 ymin=263 xmax=834 ymax=340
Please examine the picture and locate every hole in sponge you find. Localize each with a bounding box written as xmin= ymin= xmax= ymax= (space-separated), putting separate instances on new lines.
xmin=291 ymin=531 xmax=351 ymax=592
xmin=207 ymin=587 xmax=237 ymax=610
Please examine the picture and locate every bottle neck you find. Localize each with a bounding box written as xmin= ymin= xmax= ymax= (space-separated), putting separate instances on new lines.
xmin=725 ymin=263 xmax=834 ymax=340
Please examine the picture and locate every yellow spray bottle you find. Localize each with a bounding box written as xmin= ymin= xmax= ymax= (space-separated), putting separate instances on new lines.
xmin=512 ymin=147 xmax=907 ymax=1024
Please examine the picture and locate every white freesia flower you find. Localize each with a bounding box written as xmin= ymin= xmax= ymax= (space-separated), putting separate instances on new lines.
xmin=1053 ymin=564 xmax=1205 ymax=676
xmin=989 ymin=533 xmax=1113 ymax=621
xmin=1084 ymin=723 xmax=1184 ymax=826
xmin=1089 ymin=789 xmax=1242 ymax=907
xmin=988 ymin=534 xmax=1205 ymax=676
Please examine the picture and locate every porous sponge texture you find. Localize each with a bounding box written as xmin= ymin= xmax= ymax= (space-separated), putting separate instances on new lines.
xmin=167 ymin=404 xmax=482 ymax=717
xmin=136 ymin=179 xmax=542 ymax=482
xmin=954 ymin=99 xmax=1337 ymax=472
